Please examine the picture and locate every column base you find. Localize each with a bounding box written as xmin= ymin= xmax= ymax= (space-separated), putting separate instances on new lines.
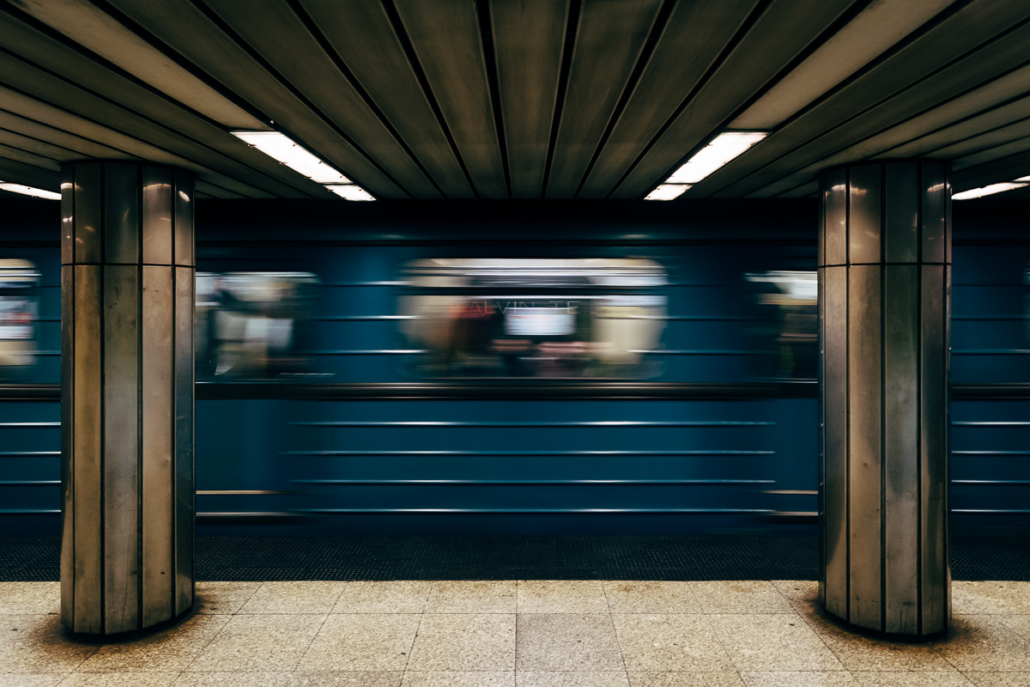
xmin=63 ymin=602 xmax=195 ymax=641
xmin=820 ymin=603 xmax=949 ymax=641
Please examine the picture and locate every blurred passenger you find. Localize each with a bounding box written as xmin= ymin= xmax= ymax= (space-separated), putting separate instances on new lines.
xmin=398 ymin=259 xmax=666 ymax=379
xmin=195 ymin=271 xmax=318 ymax=380
xmin=745 ymin=270 xmax=817 ymax=379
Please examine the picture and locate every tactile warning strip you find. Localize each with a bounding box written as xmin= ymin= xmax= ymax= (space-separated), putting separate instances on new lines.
xmin=3 ymin=535 xmax=1029 ymax=582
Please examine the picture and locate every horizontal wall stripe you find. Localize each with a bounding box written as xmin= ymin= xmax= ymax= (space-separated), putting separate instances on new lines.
xmin=312 ymin=314 xmax=752 ymax=322
xmin=196 ymin=490 xmax=293 ymax=495
xmin=953 ymin=316 xmax=1028 ymax=321
xmin=304 ymin=349 xmax=427 ymax=355
xmin=953 ymin=451 xmax=1030 ymax=456
xmin=290 ymin=479 xmax=775 ymax=485
xmin=0 ymin=451 xmax=60 ymax=457
xmin=630 ymin=350 xmax=764 ymax=355
xmin=297 ymin=507 xmax=774 ymax=514
xmin=282 ymin=450 xmax=775 ymax=457
xmin=290 ymin=420 xmax=775 ymax=428
xmin=1 ymin=382 xmax=1027 ymax=401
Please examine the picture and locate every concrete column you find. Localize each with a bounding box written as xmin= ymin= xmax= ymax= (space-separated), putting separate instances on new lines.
xmin=818 ymin=161 xmax=951 ymax=637
xmin=60 ymin=162 xmax=195 ymax=635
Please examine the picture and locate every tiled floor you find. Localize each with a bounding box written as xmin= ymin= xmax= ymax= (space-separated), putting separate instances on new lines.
xmin=2 ymin=579 xmax=1030 ymax=686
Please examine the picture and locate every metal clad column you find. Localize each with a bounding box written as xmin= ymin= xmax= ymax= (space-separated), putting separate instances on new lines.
xmin=818 ymin=161 xmax=951 ymax=637
xmin=60 ymin=162 xmax=195 ymax=636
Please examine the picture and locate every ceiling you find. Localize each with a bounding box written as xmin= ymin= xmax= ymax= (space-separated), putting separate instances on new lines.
xmin=0 ymin=0 xmax=1029 ymax=200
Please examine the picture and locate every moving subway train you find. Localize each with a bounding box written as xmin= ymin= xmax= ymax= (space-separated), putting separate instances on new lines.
xmin=1 ymin=200 xmax=1028 ymax=536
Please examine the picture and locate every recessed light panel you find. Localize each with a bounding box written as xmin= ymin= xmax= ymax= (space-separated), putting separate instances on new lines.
xmin=232 ymin=130 xmax=375 ymax=200
xmin=952 ymin=182 xmax=1027 ymax=200
xmin=232 ymin=131 xmax=351 ymax=184
xmin=0 ymin=182 xmax=61 ymax=200
xmin=326 ymin=185 xmax=375 ymax=201
xmin=644 ymin=184 xmax=691 ymax=201
xmin=667 ymin=132 xmax=767 ymax=184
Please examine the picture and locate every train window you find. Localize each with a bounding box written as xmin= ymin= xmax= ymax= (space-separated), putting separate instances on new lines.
xmin=0 ymin=259 xmax=40 ymax=380
xmin=196 ymin=271 xmax=318 ymax=380
xmin=744 ymin=270 xmax=817 ymax=379
xmin=397 ymin=258 xmax=667 ymax=379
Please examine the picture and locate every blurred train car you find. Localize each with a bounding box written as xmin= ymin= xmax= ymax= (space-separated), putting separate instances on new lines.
xmin=0 ymin=259 xmax=40 ymax=380
xmin=1 ymin=200 xmax=1027 ymax=537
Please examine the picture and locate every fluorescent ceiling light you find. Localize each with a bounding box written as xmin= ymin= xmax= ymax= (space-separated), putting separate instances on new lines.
xmin=644 ymin=184 xmax=691 ymax=201
xmin=232 ymin=131 xmax=350 ymax=184
xmin=326 ymin=185 xmax=375 ymax=201
xmin=1015 ymin=175 xmax=1030 ymax=182
xmin=0 ymin=182 xmax=60 ymax=200
xmin=952 ymin=182 xmax=1027 ymax=200
xmin=667 ymin=132 xmax=767 ymax=184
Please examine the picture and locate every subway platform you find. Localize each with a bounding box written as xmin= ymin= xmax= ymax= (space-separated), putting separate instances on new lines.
xmin=3 ymin=536 xmax=1030 ymax=686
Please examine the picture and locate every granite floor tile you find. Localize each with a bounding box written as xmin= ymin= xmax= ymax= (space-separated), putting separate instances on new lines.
xmin=807 ymin=617 xmax=954 ymax=672
xmin=934 ymin=615 xmax=1030 ymax=672
xmin=789 ymin=599 xmax=847 ymax=636
xmin=194 ymin=582 xmax=262 ymax=615
xmin=0 ymin=676 xmax=60 ymax=687
xmin=77 ymin=615 xmax=229 ymax=673
xmin=402 ymin=671 xmax=513 ymax=686
xmin=0 ymin=614 xmax=66 ymax=646
xmin=518 ymin=582 xmax=608 ymax=614
xmin=997 ymin=614 xmax=1030 ymax=642
xmin=738 ymin=673 xmax=857 ymax=687
xmin=60 ymin=673 xmax=180 ymax=686
xmin=612 ymin=615 xmax=732 ymax=673
xmin=212 ymin=612 xmax=325 ymax=637
xmin=769 ymin=580 xmax=819 ymax=612
xmin=964 ymin=673 xmax=1030 ymax=686
xmin=237 ymin=582 xmax=344 ymax=614
xmin=0 ymin=632 xmax=98 ymax=675
xmin=333 ymin=582 xmax=433 ymax=614
xmin=187 ymin=614 xmax=326 ymax=673
xmin=516 ymin=672 xmax=630 ymax=686
xmin=288 ymin=672 xmax=403 ymax=686
xmin=516 ymin=614 xmax=624 ymax=672
xmin=174 ymin=673 xmax=294 ymax=686
xmin=0 ymin=583 xmax=60 ymax=615
xmin=952 ymin=584 xmax=989 ymax=615
xmin=708 ymin=614 xmax=844 ymax=672
xmin=296 ymin=614 xmax=421 ymax=671
xmin=951 ymin=583 xmax=1030 ymax=615
xmin=852 ymin=675 xmax=972 ymax=683
xmin=690 ymin=582 xmax=793 ymax=615
xmin=626 ymin=673 xmax=744 ymax=687
xmin=407 ymin=614 xmax=515 ymax=671
xmin=425 ymin=581 xmax=516 ymax=614
xmin=604 ymin=582 xmax=700 ymax=614
xmin=851 ymin=672 xmax=975 ymax=686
